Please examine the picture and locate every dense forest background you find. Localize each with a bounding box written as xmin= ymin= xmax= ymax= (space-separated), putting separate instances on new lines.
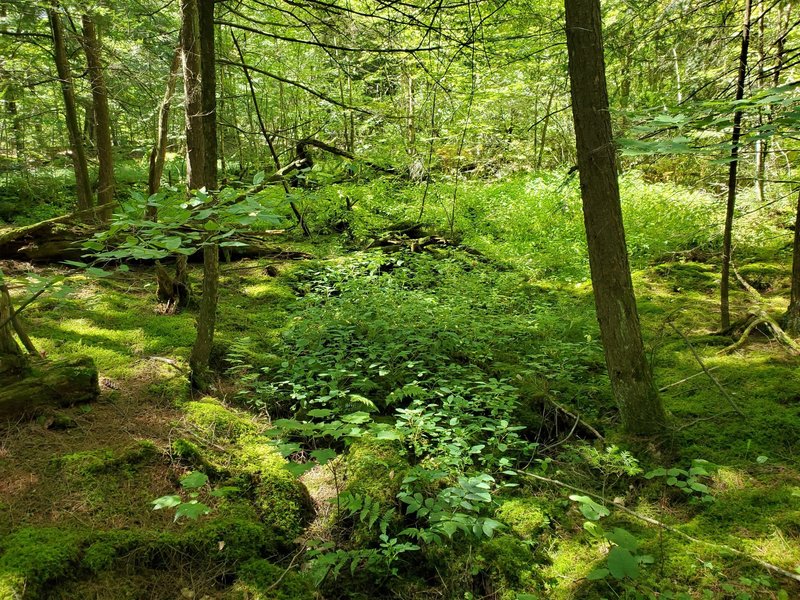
xmin=1 ymin=0 xmax=800 ymax=598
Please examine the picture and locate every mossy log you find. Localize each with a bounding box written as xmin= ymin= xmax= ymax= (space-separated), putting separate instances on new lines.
xmin=0 ymin=213 xmax=97 ymax=262
xmin=0 ymin=356 xmax=100 ymax=420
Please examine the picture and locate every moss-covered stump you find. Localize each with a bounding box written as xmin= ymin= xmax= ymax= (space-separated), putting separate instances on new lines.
xmin=0 ymin=356 xmax=99 ymax=421
xmin=176 ymin=397 xmax=315 ymax=541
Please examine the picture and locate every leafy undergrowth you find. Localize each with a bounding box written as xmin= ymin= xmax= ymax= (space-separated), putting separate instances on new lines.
xmin=0 ymin=173 xmax=799 ymax=599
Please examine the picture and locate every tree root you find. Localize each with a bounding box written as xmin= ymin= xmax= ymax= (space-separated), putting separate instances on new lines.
xmin=516 ymin=469 xmax=800 ymax=585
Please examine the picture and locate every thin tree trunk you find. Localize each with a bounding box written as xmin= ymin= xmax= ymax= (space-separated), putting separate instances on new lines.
xmin=720 ymin=0 xmax=753 ymax=330
xmin=188 ymin=0 xmax=219 ymax=390
xmin=784 ymin=187 xmax=800 ymax=335
xmin=147 ymin=46 xmax=181 ymax=217
xmin=181 ymin=0 xmax=204 ymax=191
xmin=565 ymin=0 xmax=666 ymax=436
xmin=81 ymin=15 xmax=115 ymax=221
xmin=48 ymin=6 xmax=93 ymax=212
xmin=5 ymin=86 xmax=24 ymax=158
xmin=536 ymin=87 xmax=555 ymax=170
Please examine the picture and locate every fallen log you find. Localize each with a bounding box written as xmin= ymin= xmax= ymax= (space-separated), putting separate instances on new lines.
xmin=0 ymin=355 xmax=100 ymax=420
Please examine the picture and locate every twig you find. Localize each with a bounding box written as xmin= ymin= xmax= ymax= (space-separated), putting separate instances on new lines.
xmin=515 ymin=469 xmax=800 ymax=585
xmin=659 ymin=367 xmax=719 ymax=392
xmin=669 ymin=323 xmax=745 ymax=416
xmin=543 ymin=396 xmax=605 ymax=441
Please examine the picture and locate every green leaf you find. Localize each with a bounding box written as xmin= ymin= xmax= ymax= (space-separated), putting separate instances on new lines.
xmin=311 ymin=448 xmax=337 ymax=465
xmin=151 ymin=495 xmax=181 ymax=510
xmin=307 ymin=408 xmax=334 ymax=418
xmin=756 ymin=455 xmax=768 ymax=464
xmin=481 ymin=518 xmax=502 ymax=538
xmin=180 ymin=471 xmax=209 ymax=489
xmin=645 ymin=468 xmax=666 ymax=479
xmin=587 ymin=568 xmax=610 ymax=581
xmin=162 ymin=236 xmax=182 ymax=251
xmin=253 ymin=171 xmax=265 ymax=186
xmin=607 ymin=528 xmax=640 ymax=552
xmin=569 ymin=495 xmax=610 ymax=521
xmin=285 ymin=462 xmax=315 ymax=477
xmin=607 ymin=547 xmax=639 ymax=580
xmin=174 ymin=501 xmax=211 ymax=521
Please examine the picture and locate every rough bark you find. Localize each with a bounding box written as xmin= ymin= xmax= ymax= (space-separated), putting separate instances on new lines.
xmin=81 ymin=14 xmax=115 ymax=221
xmin=565 ymin=0 xmax=666 ymax=436
xmin=147 ymin=47 xmax=182 ymax=218
xmin=0 ymin=356 xmax=100 ymax=420
xmin=48 ymin=6 xmax=94 ymax=212
xmin=720 ymin=0 xmax=752 ymax=330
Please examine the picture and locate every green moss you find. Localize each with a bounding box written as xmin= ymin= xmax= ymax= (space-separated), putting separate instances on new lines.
xmin=476 ymin=535 xmax=543 ymax=596
xmin=51 ymin=440 xmax=159 ymax=477
xmin=227 ymin=559 xmax=315 ymax=600
xmin=171 ymin=437 xmax=225 ymax=476
xmin=184 ymin=397 xmax=257 ymax=441
xmin=0 ymin=527 xmax=83 ymax=598
xmin=344 ymin=435 xmax=409 ymax=507
xmin=236 ymin=436 xmax=314 ymax=538
xmin=495 ymin=497 xmax=550 ymax=540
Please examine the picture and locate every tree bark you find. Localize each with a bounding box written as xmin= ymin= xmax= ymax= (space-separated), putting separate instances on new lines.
xmin=720 ymin=0 xmax=752 ymax=330
xmin=784 ymin=188 xmax=800 ymax=335
xmin=181 ymin=0 xmax=205 ymax=191
xmin=147 ymin=46 xmax=182 ymax=218
xmin=186 ymin=0 xmax=220 ymax=389
xmin=565 ymin=0 xmax=666 ymax=436
xmin=81 ymin=14 xmax=115 ymax=221
xmin=48 ymin=6 xmax=94 ymax=212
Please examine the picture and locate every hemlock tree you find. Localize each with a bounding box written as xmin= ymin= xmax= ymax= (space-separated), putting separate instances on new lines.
xmin=565 ymin=0 xmax=666 ymax=436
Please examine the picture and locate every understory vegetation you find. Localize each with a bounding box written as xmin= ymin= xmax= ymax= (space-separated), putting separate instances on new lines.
xmin=1 ymin=167 xmax=799 ymax=599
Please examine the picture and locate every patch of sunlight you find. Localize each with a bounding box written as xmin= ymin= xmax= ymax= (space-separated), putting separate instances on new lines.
xmin=740 ymin=527 xmax=800 ymax=569
xmin=242 ymin=282 xmax=276 ymax=298
xmin=58 ymin=319 xmax=145 ymax=352
xmin=542 ymin=538 xmax=603 ymax=599
xmin=712 ymin=467 xmax=750 ymax=492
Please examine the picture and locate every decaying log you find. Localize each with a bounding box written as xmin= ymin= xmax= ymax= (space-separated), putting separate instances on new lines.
xmin=0 ymin=212 xmax=98 ymax=262
xmin=0 ymin=356 xmax=100 ymax=420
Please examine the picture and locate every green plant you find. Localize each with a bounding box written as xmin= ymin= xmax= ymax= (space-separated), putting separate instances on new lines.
xmin=151 ymin=471 xmax=235 ymax=522
xmin=645 ymin=459 xmax=715 ymax=503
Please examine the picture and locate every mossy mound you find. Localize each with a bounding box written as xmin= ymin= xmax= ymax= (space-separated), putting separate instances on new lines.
xmin=225 ymin=559 xmax=316 ymax=600
xmin=0 ymin=527 xmax=83 ymax=599
xmin=236 ymin=435 xmax=315 ymax=538
xmin=495 ymin=497 xmax=550 ymax=540
xmin=343 ymin=435 xmax=410 ymax=506
xmin=51 ymin=440 xmax=159 ymax=477
xmin=184 ymin=397 xmax=258 ymax=441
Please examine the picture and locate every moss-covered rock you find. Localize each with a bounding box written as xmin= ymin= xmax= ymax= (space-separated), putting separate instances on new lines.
xmin=171 ymin=437 xmax=226 ymax=476
xmin=184 ymin=397 xmax=257 ymax=441
xmin=475 ymin=534 xmax=543 ymax=598
xmin=0 ymin=527 xmax=83 ymax=598
xmin=236 ymin=435 xmax=314 ymax=538
xmin=51 ymin=440 xmax=159 ymax=477
xmin=226 ymin=559 xmax=315 ymax=600
xmin=343 ymin=435 xmax=409 ymax=506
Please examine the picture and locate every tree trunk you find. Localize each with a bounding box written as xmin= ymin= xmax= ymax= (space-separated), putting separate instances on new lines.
xmin=720 ymin=0 xmax=753 ymax=330
xmin=5 ymin=85 xmax=24 ymax=158
xmin=784 ymin=188 xmax=800 ymax=335
xmin=81 ymin=14 xmax=115 ymax=221
xmin=48 ymin=7 xmax=93 ymax=212
xmin=565 ymin=0 xmax=666 ymax=436
xmin=185 ymin=0 xmax=220 ymax=389
xmin=147 ymin=46 xmax=182 ymax=217
xmin=181 ymin=0 xmax=205 ymax=191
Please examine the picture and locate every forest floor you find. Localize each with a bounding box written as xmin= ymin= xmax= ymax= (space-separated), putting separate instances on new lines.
xmin=1 ymin=172 xmax=800 ymax=599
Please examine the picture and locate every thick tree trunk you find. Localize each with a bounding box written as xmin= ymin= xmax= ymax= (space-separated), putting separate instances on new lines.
xmin=720 ymin=0 xmax=752 ymax=330
xmin=565 ymin=0 xmax=666 ymax=436
xmin=147 ymin=46 xmax=182 ymax=217
xmin=0 ymin=356 xmax=100 ymax=420
xmin=48 ymin=7 xmax=93 ymax=212
xmin=81 ymin=15 xmax=115 ymax=221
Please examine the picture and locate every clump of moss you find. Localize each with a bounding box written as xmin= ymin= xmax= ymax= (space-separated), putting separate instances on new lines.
xmin=171 ymin=437 xmax=225 ymax=476
xmin=51 ymin=440 xmax=159 ymax=477
xmin=343 ymin=435 xmax=409 ymax=507
xmin=227 ymin=559 xmax=315 ymax=600
xmin=475 ymin=535 xmax=544 ymax=599
xmin=0 ymin=527 xmax=83 ymax=597
xmin=236 ymin=435 xmax=314 ymax=538
xmin=184 ymin=397 xmax=257 ymax=441
xmin=495 ymin=497 xmax=550 ymax=540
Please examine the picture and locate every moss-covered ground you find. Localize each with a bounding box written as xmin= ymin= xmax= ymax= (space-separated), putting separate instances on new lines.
xmin=0 ymin=172 xmax=799 ymax=599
